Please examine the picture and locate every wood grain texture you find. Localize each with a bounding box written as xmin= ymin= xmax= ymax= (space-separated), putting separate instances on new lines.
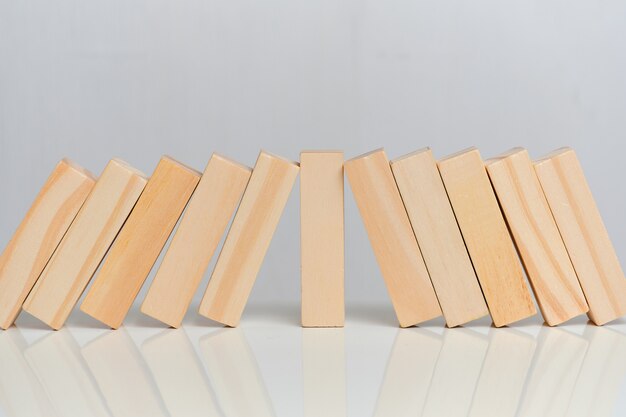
xmin=344 ymin=149 xmax=441 ymax=328
xmin=23 ymin=159 xmax=147 ymax=330
xmin=438 ymin=147 xmax=536 ymax=327
xmin=300 ymin=151 xmax=345 ymax=328
xmin=198 ymin=151 xmax=300 ymax=327
xmin=391 ymin=148 xmax=488 ymax=327
xmin=535 ymin=148 xmax=626 ymax=325
xmin=485 ymin=148 xmax=588 ymax=326
xmin=141 ymin=154 xmax=251 ymax=328
xmin=80 ymin=156 xmax=200 ymax=329
xmin=0 ymin=159 xmax=95 ymax=330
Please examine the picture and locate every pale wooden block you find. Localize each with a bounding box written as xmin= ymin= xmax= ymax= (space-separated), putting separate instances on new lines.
xmin=486 ymin=148 xmax=589 ymax=326
xmin=0 ymin=159 xmax=96 ymax=330
xmin=535 ymin=148 xmax=626 ymax=325
xmin=300 ymin=151 xmax=345 ymax=328
xmin=141 ymin=154 xmax=251 ymax=328
xmin=80 ymin=156 xmax=200 ymax=329
xmin=23 ymin=159 xmax=147 ymax=330
xmin=391 ymin=148 xmax=488 ymax=327
xmin=344 ymin=149 xmax=441 ymax=327
xmin=438 ymin=147 xmax=536 ymax=327
xmin=198 ymin=151 xmax=299 ymax=327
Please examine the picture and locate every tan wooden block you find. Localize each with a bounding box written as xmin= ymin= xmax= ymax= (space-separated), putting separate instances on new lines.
xmin=300 ymin=151 xmax=345 ymax=328
xmin=0 ymin=159 xmax=95 ymax=330
xmin=391 ymin=148 xmax=488 ymax=327
xmin=23 ymin=159 xmax=147 ymax=330
xmin=438 ymin=147 xmax=536 ymax=327
xmin=141 ymin=154 xmax=251 ymax=328
xmin=344 ymin=149 xmax=441 ymax=327
xmin=535 ymin=148 xmax=626 ymax=325
xmin=198 ymin=151 xmax=300 ymax=326
xmin=485 ymin=148 xmax=588 ymax=326
xmin=80 ymin=156 xmax=200 ymax=329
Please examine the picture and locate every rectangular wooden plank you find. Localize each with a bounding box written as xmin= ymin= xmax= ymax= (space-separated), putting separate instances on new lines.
xmin=534 ymin=148 xmax=626 ymax=325
xmin=344 ymin=149 xmax=441 ymax=327
xmin=198 ymin=151 xmax=300 ymax=326
xmin=391 ymin=148 xmax=488 ymax=327
xmin=485 ymin=148 xmax=588 ymax=326
xmin=0 ymin=159 xmax=96 ymax=330
xmin=80 ymin=156 xmax=200 ymax=329
xmin=438 ymin=147 xmax=536 ymax=327
xmin=23 ymin=159 xmax=147 ymax=330
xmin=300 ymin=151 xmax=345 ymax=327
xmin=141 ymin=154 xmax=251 ymax=328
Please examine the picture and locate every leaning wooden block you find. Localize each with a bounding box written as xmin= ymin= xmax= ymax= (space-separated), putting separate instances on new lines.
xmin=0 ymin=159 xmax=95 ymax=330
xmin=391 ymin=148 xmax=488 ymax=327
xmin=23 ymin=159 xmax=147 ymax=330
xmin=486 ymin=148 xmax=588 ymax=325
xmin=535 ymin=148 xmax=626 ymax=325
xmin=344 ymin=149 xmax=441 ymax=327
xmin=80 ymin=156 xmax=200 ymax=329
xmin=438 ymin=147 xmax=536 ymax=327
xmin=300 ymin=151 xmax=345 ymax=328
xmin=141 ymin=154 xmax=251 ymax=328
xmin=198 ymin=151 xmax=299 ymax=327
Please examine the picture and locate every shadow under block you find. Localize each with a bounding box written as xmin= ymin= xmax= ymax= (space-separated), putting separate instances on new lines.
xmin=198 ymin=151 xmax=300 ymax=327
xmin=300 ymin=151 xmax=345 ymax=328
xmin=438 ymin=148 xmax=536 ymax=327
xmin=141 ymin=154 xmax=251 ymax=328
xmin=535 ymin=148 xmax=626 ymax=325
xmin=80 ymin=156 xmax=200 ymax=329
xmin=391 ymin=148 xmax=488 ymax=327
xmin=23 ymin=159 xmax=148 ymax=330
xmin=486 ymin=148 xmax=588 ymax=326
xmin=0 ymin=159 xmax=96 ymax=330
xmin=344 ymin=149 xmax=441 ymax=327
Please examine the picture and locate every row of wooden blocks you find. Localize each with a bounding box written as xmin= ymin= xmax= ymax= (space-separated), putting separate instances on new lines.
xmin=0 ymin=147 xmax=623 ymax=330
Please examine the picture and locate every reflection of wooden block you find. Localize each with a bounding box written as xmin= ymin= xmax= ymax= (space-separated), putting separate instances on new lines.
xmin=0 ymin=159 xmax=95 ymax=330
xmin=81 ymin=156 xmax=200 ymax=329
xmin=23 ymin=160 xmax=147 ymax=330
xmin=344 ymin=149 xmax=441 ymax=328
xmin=141 ymin=154 xmax=251 ymax=328
xmin=438 ymin=148 xmax=535 ymax=327
xmin=198 ymin=151 xmax=299 ymax=327
xmin=391 ymin=149 xmax=488 ymax=327
xmin=300 ymin=151 xmax=345 ymax=328
xmin=535 ymin=148 xmax=626 ymax=325
xmin=486 ymin=148 xmax=588 ymax=326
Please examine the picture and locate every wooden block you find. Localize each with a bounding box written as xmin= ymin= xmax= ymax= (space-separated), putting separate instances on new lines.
xmin=198 ymin=151 xmax=299 ymax=327
xmin=80 ymin=156 xmax=200 ymax=329
xmin=486 ymin=148 xmax=588 ymax=326
xmin=0 ymin=159 xmax=96 ymax=330
xmin=391 ymin=148 xmax=488 ymax=327
xmin=141 ymin=154 xmax=251 ymax=328
xmin=344 ymin=149 xmax=441 ymax=327
xmin=23 ymin=159 xmax=147 ymax=330
xmin=438 ymin=148 xmax=536 ymax=327
xmin=534 ymin=148 xmax=626 ymax=325
xmin=300 ymin=151 xmax=345 ymax=327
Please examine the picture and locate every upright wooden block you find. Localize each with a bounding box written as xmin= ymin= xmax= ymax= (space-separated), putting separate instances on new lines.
xmin=0 ymin=159 xmax=95 ymax=330
xmin=344 ymin=149 xmax=441 ymax=327
xmin=391 ymin=148 xmax=488 ymax=327
xmin=141 ymin=154 xmax=251 ymax=328
xmin=535 ymin=148 xmax=626 ymax=325
xmin=80 ymin=156 xmax=200 ymax=329
xmin=486 ymin=148 xmax=588 ymax=326
xmin=23 ymin=159 xmax=147 ymax=330
xmin=300 ymin=151 xmax=345 ymax=328
xmin=438 ymin=148 xmax=536 ymax=327
xmin=198 ymin=151 xmax=299 ymax=327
